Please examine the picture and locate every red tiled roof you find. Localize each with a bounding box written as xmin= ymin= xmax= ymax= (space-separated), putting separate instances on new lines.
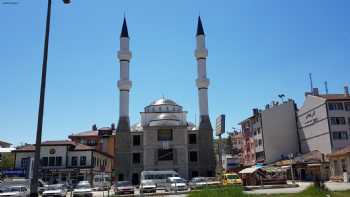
xmin=69 ymin=130 xmax=99 ymax=137
xmin=13 ymin=140 xmax=95 ymax=152
xmin=318 ymin=94 xmax=350 ymax=101
xmin=13 ymin=145 xmax=35 ymax=152
xmin=328 ymin=145 xmax=350 ymax=157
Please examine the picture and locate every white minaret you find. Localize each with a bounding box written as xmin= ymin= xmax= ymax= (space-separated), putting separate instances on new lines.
xmin=195 ymin=16 xmax=209 ymax=117
xmin=117 ymin=18 xmax=132 ymax=123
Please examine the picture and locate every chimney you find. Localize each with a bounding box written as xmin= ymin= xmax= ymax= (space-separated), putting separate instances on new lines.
xmin=111 ymin=123 xmax=115 ymax=130
xmin=312 ymin=88 xmax=319 ymax=96
xmin=92 ymin=124 xmax=97 ymax=131
xmin=252 ymin=108 xmax=259 ymax=115
xmin=344 ymin=86 xmax=349 ymax=97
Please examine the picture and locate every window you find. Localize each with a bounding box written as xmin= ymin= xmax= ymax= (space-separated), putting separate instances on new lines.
xmin=133 ymin=135 xmax=141 ymax=146
xmin=80 ymin=156 xmax=86 ymax=166
xmin=330 ymin=117 xmax=346 ymax=125
xmin=87 ymin=139 xmax=97 ymax=146
xmin=189 ymin=151 xmax=198 ymax=162
xmin=71 ymin=156 xmax=78 ymax=166
xmin=80 ymin=139 xmax=86 ymax=144
xmin=348 ymin=117 xmax=350 ymax=126
xmin=345 ymin=102 xmax=350 ymax=111
xmin=342 ymin=159 xmax=346 ymax=172
xmin=56 ymin=157 xmax=62 ymax=166
xmin=158 ymin=129 xmax=173 ymax=141
xmin=41 ymin=157 xmax=48 ymax=167
xmin=118 ymin=174 xmax=124 ymax=181
xmin=258 ymin=139 xmax=263 ymax=146
xmin=191 ymin=171 xmax=199 ymax=178
xmin=158 ymin=149 xmax=173 ymax=161
xmin=328 ymin=103 xmax=344 ymax=110
xmin=92 ymin=157 xmax=96 ymax=167
xmin=21 ymin=158 xmax=29 ymax=169
xmin=332 ymin=131 xmax=348 ymax=140
xmin=132 ymin=153 xmax=141 ymax=164
xmin=48 ymin=157 xmax=55 ymax=166
xmin=189 ymin=134 xmax=197 ymax=144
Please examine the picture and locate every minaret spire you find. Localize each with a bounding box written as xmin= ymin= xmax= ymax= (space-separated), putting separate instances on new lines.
xmin=117 ymin=17 xmax=132 ymax=131
xmin=195 ymin=16 xmax=210 ymax=119
xmin=196 ymin=16 xmax=205 ymax=36
xmin=120 ymin=17 xmax=129 ymax=38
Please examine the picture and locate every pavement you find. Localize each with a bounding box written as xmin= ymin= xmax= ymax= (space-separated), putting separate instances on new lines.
xmin=66 ymin=189 xmax=188 ymax=197
xmin=244 ymin=181 xmax=313 ymax=195
xmin=324 ymin=181 xmax=350 ymax=191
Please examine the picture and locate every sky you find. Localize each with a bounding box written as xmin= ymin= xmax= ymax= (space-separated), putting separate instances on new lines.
xmin=1 ymin=0 xmax=350 ymax=146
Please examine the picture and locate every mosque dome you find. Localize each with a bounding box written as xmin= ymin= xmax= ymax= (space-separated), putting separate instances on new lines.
xmin=145 ymin=97 xmax=183 ymax=113
xmin=149 ymin=98 xmax=178 ymax=106
xmin=149 ymin=113 xmax=180 ymax=126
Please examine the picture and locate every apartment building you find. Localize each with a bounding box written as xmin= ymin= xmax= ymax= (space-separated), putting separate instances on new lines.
xmin=298 ymin=86 xmax=350 ymax=154
xmin=240 ymin=99 xmax=299 ymax=164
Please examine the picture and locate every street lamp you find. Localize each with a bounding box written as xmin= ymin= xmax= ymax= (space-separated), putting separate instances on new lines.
xmin=30 ymin=1 xmax=71 ymax=196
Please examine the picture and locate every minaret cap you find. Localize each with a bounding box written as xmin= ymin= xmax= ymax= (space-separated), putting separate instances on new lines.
xmin=196 ymin=16 xmax=205 ymax=36
xmin=120 ymin=17 xmax=129 ymax=38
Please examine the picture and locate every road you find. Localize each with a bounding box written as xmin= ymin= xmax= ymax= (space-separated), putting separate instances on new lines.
xmin=67 ymin=189 xmax=188 ymax=197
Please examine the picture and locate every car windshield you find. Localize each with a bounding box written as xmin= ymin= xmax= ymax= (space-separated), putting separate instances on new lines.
xmin=47 ymin=184 xmax=63 ymax=190
xmin=172 ymin=178 xmax=185 ymax=183
xmin=191 ymin=177 xmax=204 ymax=182
xmin=9 ymin=187 xmax=23 ymax=192
xmin=141 ymin=180 xmax=154 ymax=185
xmin=226 ymin=174 xmax=239 ymax=179
xmin=76 ymin=184 xmax=90 ymax=189
xmin=117 ymin=181 xmax=131 ymax=187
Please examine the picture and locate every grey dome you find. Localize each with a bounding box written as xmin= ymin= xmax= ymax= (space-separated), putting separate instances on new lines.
xmin=149 ymin=98 xmax=178 ymax=106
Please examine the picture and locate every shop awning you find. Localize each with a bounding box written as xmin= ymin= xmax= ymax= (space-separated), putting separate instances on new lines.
xmin=239 ymin=166 xmax=261 ymax=174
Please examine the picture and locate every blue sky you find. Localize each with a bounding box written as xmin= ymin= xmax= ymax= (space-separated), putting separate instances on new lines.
xmin=1 ymin=0 xmax=349 ymax=146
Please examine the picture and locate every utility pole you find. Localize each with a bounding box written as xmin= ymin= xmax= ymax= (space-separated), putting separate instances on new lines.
xmin=30 ymin=1 xmax=71 ymax=196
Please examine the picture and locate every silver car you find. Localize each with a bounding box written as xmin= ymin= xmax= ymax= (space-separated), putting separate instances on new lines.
xmin=42 ymin=184 xmax=67 ymax=197
xmin=0 ymin=186 xmax=29 ymax=197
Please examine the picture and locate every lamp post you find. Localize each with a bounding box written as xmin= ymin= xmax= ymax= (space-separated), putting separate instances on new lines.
xmin=30 ymin=1 xmax=70 ymax=196
xmin=288 ymin=153 xmax=295 ymax=184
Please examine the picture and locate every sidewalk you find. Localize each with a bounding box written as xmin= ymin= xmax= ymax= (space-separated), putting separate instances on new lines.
xmin=244 ymin=181 xmax=312 ymax=195
xmin=325 ymin=181 xmax=350 ymax=191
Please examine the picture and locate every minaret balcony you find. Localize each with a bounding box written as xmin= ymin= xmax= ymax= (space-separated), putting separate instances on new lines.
xmin=117 ymin=51 xmax=132 ymax=61
xmin=196 ymin=78 xmax=210 ymax=89
xmin=194 ymin=48 xmax=208 ymax=59
xmin=118 ymin=80 xmax=132 ymax=91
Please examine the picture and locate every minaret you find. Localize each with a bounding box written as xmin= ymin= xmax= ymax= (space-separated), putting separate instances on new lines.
xmin=194 ymin=16 xmax=216 ymax=177
xmin=117 ymin=17 xmax=132 ymax=131
xmin=115 ymin=17 xmax=132 ymax=182
xmin=195 ymin=16 xmax=211 ymax=127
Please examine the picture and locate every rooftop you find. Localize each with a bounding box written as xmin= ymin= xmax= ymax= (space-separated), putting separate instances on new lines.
xmin=13 ymin=140 xmax=94 ymax=152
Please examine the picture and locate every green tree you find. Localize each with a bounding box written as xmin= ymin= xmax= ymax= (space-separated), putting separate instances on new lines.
xmin=0 ymin=153 xmax=15 ymax=169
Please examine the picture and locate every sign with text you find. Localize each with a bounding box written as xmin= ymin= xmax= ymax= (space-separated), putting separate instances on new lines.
xmin=216 ymin=114 xmax=225 ymax=136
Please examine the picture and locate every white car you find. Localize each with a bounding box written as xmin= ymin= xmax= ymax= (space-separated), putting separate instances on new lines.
xmin=140 ymin=180 xmax=156 ymax=193
xmin=165 ymin=177 xmax=188 ymax=192
xmin=72 ymin=181 xmax=93 ymax=197
xmin=42 ymin=184 xmax=67 ymax=197
xmin=0 ymin=186 xmax=29 ymax=197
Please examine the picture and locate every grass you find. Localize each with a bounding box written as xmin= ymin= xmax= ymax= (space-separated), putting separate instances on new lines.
xmin=188 ymin=185 xmax=350 ymax=197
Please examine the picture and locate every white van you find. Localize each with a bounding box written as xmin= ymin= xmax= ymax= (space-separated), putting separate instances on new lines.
xmin=93 ymin=174 xmax=111 ymax=191
xmin=140 ymin=170 xmax=178 ymax=189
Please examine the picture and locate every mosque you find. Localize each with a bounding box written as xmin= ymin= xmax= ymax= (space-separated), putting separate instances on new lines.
xmin=115 ymin=17 xmax=216 ymax=184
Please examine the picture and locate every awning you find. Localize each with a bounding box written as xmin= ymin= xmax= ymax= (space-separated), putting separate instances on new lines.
xmin=239 ymin=166 xmax=261 ymax=174
xmin=307 ymin=163 xmax=321 ymax=167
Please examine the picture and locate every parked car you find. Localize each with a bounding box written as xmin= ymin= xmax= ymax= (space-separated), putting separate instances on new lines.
xmin=165 ymin=177 xmax=188 ymax=192
xmin=0 ymin=186 xmax=29 ymax=197
xmin=72 ymin=181 xmax=93 ymax=197
xmin=223 ymin=173 xmax=242 ymax=185
xmin=93 ymin=174 xmax=111 ymax=191
xmin=42 ymin=184 xmax=67 ymax=197
xmin=189 ymin=177 xmax=220 ymax=189
xmin=140 ymin=180 xmax=156 ymax=193
xmin=114 ymin=181 xmax=134 ymax=195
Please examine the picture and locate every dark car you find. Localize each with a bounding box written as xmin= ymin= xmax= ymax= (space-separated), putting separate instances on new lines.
xmin=114 ymin=181 xmax=134 ymax=195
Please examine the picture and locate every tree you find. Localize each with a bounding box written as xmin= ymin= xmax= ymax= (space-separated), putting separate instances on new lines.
xmin=0 ymin=153 xmax=15 ymax=169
